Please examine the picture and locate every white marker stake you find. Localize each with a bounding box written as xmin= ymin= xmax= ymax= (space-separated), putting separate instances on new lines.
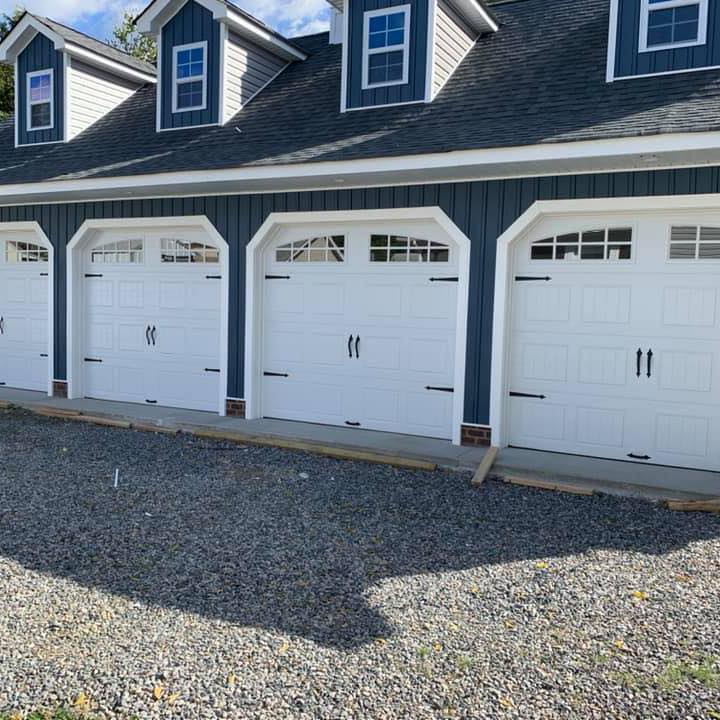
xmin=114 ymin=468 xmax=119 ymax=489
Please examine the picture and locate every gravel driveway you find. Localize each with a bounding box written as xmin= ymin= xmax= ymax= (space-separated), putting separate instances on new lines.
xmin=0 ymin=407 xmax=719 ymax=719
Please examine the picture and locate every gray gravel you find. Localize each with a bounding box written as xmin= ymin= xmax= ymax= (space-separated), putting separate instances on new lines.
xmin=0 ymin=407 xmax=719 ymax=719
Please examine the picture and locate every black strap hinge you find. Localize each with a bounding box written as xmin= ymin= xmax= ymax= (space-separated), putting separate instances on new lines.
xmin=264 ymin=371 xmax=289 ymax=377
xmin=429 ymin=277 xmax=459 ymax=282
xmin=265 ymin=274 xmax=291 ymax=280
xmin=204 ymin=368 xmax=220 ymax=373
xmin=515 ymin=276 xmax=551 ymax=282
xmin=205 ymin=275 xmax=222 ymax=280
xmin=40 ymin=353 xmax=48 ymax=358
xmin=84 ymin=273 xmax=103 ymax=278
xmin=84 ymin=357 xmax=103 ymax=363
xmin=425 ymin=385 xmax=454 ymax=393
xmin=40 ymin=272 xmax=49 ymax=277
xmin=509 ymin=391 xmax=546 ymax=399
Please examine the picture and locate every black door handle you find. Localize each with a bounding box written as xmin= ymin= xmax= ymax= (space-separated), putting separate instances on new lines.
xmin=636 ymin=348 xmax=642 ymax=378
xmin=348 ymin=334 xmax=353 ymax=358
xmin=145 ymin=325 xmax=151 ymax=346
xmin=151 ymin=326 xmax=157 ymax=346
xmin=355 ymin=335 xmax=360 ymax=359
xmin=647 ymin=349 xmax=653 ymax=378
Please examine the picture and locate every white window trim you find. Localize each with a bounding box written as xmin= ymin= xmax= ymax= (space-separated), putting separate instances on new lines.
xmin=26 ymin=68 xmax=54 ymax=132
xmin=172 ymin=41 xmax=208 ymax=114
xmin=361 ymin=5 xmax=411 ymax=91
xmin=638 ymin=0 xmax=708 ymax=53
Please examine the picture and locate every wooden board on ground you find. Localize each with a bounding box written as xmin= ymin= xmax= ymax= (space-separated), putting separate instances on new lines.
xmin=472 ymin=446 xmax=499 ymax=486
xmin=503 ymin=474 xmax=595 ymax=496
xmin=665 ymin=498 xmax=720 ymax=513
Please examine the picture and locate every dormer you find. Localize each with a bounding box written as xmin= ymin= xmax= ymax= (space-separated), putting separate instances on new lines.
xmin=608 ymin=0 xmax=719 ymax=80
xmin=331 ymin=0 xmax=497 ymax=111
xmin=136 ymin=0 xmax=307 ymax=130
xmin=0 ymin=13 xmax=156 ymax=147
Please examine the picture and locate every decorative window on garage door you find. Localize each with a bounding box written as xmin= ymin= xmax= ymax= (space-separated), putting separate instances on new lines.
xmin=5 ymin=240 xmax=49 ymax=263
xmin=160 ymin=238 xmax=219 ymax=263
xmin=530 ymin=227 xmax=633 ymax=261
xmin=370 ymin=235 xmax=450 ymax=262
xmin=91 ymin=239 xmax=144 ymax=264
xmin=275 ymin=236 xmax=345 ymax=262
xmin=669 ymin=226 xmax=720 ymax=259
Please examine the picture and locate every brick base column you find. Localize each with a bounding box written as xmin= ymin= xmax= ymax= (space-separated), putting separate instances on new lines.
xmin=461 ymin=424 xmax=491 ymax=447
xmin=225 ymin=398 xmax=246 ymax=418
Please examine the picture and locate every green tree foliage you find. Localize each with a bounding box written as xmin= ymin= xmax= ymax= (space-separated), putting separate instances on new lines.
xmin=0 ymin=8 xmax=24 ymax=119
xmin=108 ymin=10 xmax=157 ymax=64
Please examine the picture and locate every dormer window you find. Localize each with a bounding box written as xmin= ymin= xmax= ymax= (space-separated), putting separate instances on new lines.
xmin=27 ymin=69 xmax=53 ymax=131
xmin=172 ymin=41 xmax=207 ymax=113
xmin=639 ymin=0 xmax=708 ymax=52
xmin=362 ymin=5 xmax=410 ymax=90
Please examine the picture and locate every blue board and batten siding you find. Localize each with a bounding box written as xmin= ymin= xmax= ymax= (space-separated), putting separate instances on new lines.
xmin=3 ymin=167 xmax=720 ymax=426
xmin=614 ymin=0 xmax=720 ymax=77
xmin=346 ymin=0 xmax=429 ymax=108
xmin=160 ymin=0 xmax=221 ymax=128
xmin=17 ymin=34 xmax=64 ymax=145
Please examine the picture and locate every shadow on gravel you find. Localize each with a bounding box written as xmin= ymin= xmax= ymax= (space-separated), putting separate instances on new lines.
xmin=0 ymin=410 xmax=719 ymax=649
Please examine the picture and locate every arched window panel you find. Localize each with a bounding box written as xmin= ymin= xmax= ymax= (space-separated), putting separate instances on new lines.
xmin=531 ymin=228 xmax=632 ymax=261
xmin=370 ymin=235 xmax=450 ymax=263
xmin=5 ymin=240 xmax=49 ymax=264
xmin=91 ymin=239 xmax=144 ymax=264
xmin=275 ymin=236 xmax=345 ymax=263
xmin=161 ymin=238 xmax=219 ymax=263
xmin=669 ymin=226 xmax=720 ymax=260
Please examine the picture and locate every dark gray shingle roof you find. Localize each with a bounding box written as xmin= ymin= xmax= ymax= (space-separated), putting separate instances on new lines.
xmin=34 ymin=15 xmax=156 ymax=76
xmin=1 ymin=0 xmax=720 ymax=186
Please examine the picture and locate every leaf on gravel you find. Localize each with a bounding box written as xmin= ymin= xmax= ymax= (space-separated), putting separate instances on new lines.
xmin=535 ymin=561 xmax=549 ymax=570
xmin=433 ymin=642 xmax=443 ymax=652
xmin=74 ymin=691 xmax=91 ymax=710
xmin=374 ymin=638 xmax=388 ymax=646
xmin=499 ymin=696 xmax=514 ymax=709
xmin=632 ymin=590 xmax=649 ymax=601
xmin=469 ymin=585 xmax=480 ymax=595
xmin=227 ymin=672 xmax=237 ymax=686
xmin=167 ymin=692 xmax=180 ymax=705
xmin=278 ymin=641 xmax=290 ymax=655
xmin=153 ymin=685 xmax=165 ymax=700
xmin=504 ymin=619 xmax=517 ymax=630
xmin=614 ymin=639 xmax=631 ymax=652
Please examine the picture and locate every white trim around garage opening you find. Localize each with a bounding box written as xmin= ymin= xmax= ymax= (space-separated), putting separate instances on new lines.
xmin=244 ymin=206 xmax=472 ymax=445
xmin=65 ymin=215 xmax=229 ymax=415
xmin=0 ymin=221 xmax=54 ymax=396
xmin=489 ymin=192 xmax=720 ymax=450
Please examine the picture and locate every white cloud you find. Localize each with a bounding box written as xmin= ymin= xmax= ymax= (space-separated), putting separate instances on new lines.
xmin=0 ymin=0 xmax=330 ymax=39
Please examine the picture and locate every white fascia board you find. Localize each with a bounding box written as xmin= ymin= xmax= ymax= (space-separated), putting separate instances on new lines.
xmin=220 ymin=9 xmax=307 ymax=61
xmin=4 ymin=130 xmax=720 ymax=204
xmin=63 ymin=43 xmax=156 ymax=84
xmin=137 ymin=0 xmax=225 ymax=34
xmin=0 ymin=15 xmax=65 ymax=62
xmin=449 ymin=0 xmax=499 ymax=34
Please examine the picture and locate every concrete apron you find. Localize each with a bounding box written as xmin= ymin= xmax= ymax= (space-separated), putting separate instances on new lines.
xmin=0 ymin=388 xmax=487 ymax=472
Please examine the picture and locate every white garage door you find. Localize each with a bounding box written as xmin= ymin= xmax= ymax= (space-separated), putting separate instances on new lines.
xmin=262 ymin=222 xmax=459 ymax=439
xmin=0 ymin=234 xmax=50 ymax=392
xmin=508 ymin=211 xmax=720 ymax=472
xmin=82 ymin=231 xmax=222 ymax=411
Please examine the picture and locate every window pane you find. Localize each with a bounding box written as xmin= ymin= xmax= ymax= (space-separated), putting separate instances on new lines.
xmin=674 ymin=19 xmax=698 ymax=41
xmin=648 ymin=8 xmax=673 ymax=26
xmin=580 ymin=244 xmax=604 ymax=260
xmin=675 ymin=4 xmax=699 ymax=22
xmin=531 ymin=244 xmax=554 ymax=260
xmin=177 ymin=81 xmax=203 ymax=109
xmin=387 ymin=12 xmax=405 ymax=29
xmin=30 ymin=103 xmax=51 ymax=128
xmin=387 ymin=28 xmax=404 ymax=46
xmin=608 ymin=228 xmax=632 ymax=245
xmin=368 ymin=15 xmax=387 ymax=33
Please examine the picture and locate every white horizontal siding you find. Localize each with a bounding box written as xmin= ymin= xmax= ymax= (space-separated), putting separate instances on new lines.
xmin=68 ymin=60 xmax=139 ymax=139
xmin=433 ymin=0 xmax=477 ymax=96
xmin=223 ymin=32 xmax=288 ymax=123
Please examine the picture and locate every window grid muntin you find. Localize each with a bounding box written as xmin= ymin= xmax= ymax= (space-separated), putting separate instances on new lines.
xmin=160 ymin=238 xmax=219 ymax=263
xmin=640 ymin=0 xmax=707 ymax=51
xmin=172 ymin=42 xmax=207 ymax=113
xmin=363 ymin=5 xmax=410 ymax=90
xmin=26 ymin=69 xmax=53 ymax=131
xmin=5 ymin=240 xmax=49 ymax=264
xmin=275 ymin=236 xmax=346 ymax=263
xmin=90 ymin=239 xmax=144 ymax=264
xmin=530 ymin=228 xmax=633 ymax=261
xmin=669 ymin=225 xmax=720 ymax=260
xmin=369 ymin=235 xmax=450 ymax=263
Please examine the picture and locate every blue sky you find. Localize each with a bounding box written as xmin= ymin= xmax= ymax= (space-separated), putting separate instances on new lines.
xmin=0 ymin=0 xmax=331 ymax=42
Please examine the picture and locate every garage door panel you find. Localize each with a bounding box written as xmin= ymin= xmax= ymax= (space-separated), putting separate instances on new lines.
xmin=118 ymin=281 xmax=144 ymax=308
xmin=155 ymin=368 xmax=219 ymax=408
xmin=510 ymin=214 xmax=720 ymax=472
xmin=408 ymin=337 xmax=453 ymax=374
xmin=86 ymin=279 xmax=114 ymax=307
xmin=266 ymin=282 xmax=304 ymax=316
xmin=263 ymin=376 xmax=348 ymax=423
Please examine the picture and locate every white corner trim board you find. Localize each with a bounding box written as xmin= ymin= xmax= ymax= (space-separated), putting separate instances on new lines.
xmin=65 ymin=215 xmax=229 ymax=415
xmin=489 ymin=192 xmax=720 ymax=451
xmin=244 ymin=206 xmax=472 ymax=445
xmin=0 ymin=221 xmax=54 ymax=396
